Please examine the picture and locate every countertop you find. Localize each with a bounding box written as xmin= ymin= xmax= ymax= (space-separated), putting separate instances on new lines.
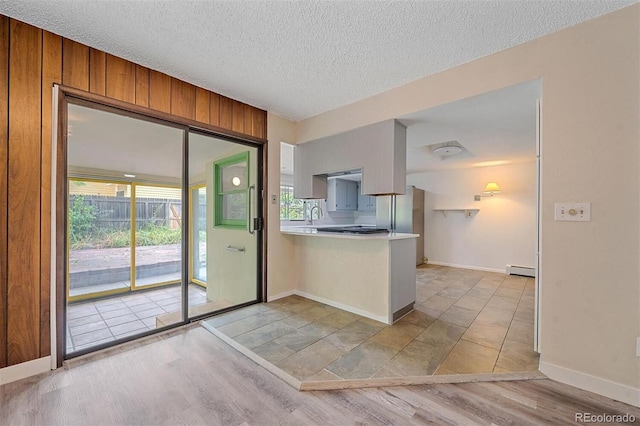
xmin=280 ymin=226 xmax=419 ymax=241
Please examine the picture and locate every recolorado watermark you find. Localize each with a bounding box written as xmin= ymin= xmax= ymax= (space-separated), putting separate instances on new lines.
xmin=575 ymin=412 xmax=636 ymax=423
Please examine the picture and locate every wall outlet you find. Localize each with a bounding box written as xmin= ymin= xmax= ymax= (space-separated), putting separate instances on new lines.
xmin=554 ymin=202 xmax=591 ymax=221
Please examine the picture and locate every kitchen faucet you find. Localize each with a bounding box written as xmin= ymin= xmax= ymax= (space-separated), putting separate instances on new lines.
xmin=309 ymin=204 xmax=323 ymax=225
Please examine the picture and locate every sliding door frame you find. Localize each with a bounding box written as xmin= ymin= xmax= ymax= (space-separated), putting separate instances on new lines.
xmin=54 ymin=85 xmax=267 ymax=367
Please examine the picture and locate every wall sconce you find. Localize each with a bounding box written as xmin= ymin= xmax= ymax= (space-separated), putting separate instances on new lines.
xmin=231 ymin=176 xmax=241 ymax=187
xmin=474 ymin=182 xmax=501 ymax=201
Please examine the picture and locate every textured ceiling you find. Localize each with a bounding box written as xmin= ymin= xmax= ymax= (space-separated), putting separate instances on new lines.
xmin=1 ymin=1 xmax=635 ymax=121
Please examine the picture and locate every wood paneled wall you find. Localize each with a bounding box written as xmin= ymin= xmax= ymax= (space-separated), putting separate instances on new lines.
xmin=0 ymin=15 xmax=267 ymax=367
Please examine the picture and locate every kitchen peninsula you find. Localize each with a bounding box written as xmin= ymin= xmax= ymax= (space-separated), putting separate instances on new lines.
xmin=280 ymin=227 xmax=418 ymax=324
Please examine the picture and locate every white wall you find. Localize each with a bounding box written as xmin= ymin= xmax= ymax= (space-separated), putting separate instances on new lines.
xmin=266 ymin=113 xmax=297 ymax=299
xmin=288 ymin=5 xmax=640 ymax=405
xmin=407 ymin=161 xmax=536 ymax=272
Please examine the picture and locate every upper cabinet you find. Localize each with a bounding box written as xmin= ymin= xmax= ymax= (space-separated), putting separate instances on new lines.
xmin=357 ymin=183 xmax=376 ymax=212
xmin=293 ymin=120 xmax=406 ymax=199
xmin=327 ymin=178 xmax=359 ymax=211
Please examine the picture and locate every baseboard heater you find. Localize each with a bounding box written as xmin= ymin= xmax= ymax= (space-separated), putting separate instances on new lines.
xmin=506 ymin=265 xmax=536 ymax=277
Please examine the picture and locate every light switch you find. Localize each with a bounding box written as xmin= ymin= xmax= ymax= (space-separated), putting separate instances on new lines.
xmin=271 ymin=194 xmax=277 ymax=205
xmin=554 ymin=202 xmax=590 ymax=221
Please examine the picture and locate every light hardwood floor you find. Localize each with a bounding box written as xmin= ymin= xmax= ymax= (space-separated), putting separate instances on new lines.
xmin=1 ymin=326 xmax=637 ymax=425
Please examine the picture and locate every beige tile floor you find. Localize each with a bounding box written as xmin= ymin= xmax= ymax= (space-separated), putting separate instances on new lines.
xmin=203 ymin=264 xmax=539 ymax=382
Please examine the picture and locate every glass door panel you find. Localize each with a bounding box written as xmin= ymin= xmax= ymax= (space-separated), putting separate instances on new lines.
xmin=133 ymin=184 xmax=182 ymax=289
xmin=66 ymin=102 xmax=185 ymax=355
xmin=68 ymin=179 xmax=132 ymax=301
xmin=187 ymin=132 xmax=260 ymax=317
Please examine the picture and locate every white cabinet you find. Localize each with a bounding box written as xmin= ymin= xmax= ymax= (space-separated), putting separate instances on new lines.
xmin=357 ymin=183 xmax=376 ymax=212
xmin=293 ymin=119 xmax=406 ymax=198
xmin=327 ymin=178 xmax=358 ymax=211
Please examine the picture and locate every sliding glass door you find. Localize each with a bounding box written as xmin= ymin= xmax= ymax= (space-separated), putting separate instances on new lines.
xmin=63 ymin=98 xmax=262 ymax=357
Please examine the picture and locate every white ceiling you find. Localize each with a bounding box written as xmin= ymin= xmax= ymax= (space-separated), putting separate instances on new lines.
xmin=68 ymin=104 xmax=240 ymax=180
xmin=1 ymin=1 xmax=635 ymax=121
xmin=400 ymin=79 xmax=541 ymax=174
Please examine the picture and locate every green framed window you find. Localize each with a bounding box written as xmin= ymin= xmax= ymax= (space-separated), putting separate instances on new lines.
xmin=214 ymin=151 xmax=249 ymax=228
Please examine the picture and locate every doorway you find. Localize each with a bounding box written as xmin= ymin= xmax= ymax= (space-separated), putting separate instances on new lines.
xmin=57 ymin=92 xmax=264 ymax=359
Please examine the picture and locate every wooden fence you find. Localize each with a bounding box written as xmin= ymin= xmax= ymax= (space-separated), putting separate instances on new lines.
xmin=69 ymin=194 xmax=204 ymax=231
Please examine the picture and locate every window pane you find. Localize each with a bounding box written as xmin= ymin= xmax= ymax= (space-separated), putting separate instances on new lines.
xmin=222 ymin=192 xmax=247 ymax=220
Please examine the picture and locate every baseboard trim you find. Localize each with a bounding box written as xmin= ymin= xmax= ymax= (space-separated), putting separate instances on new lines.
xmin=427 ymin=261 xmax=505 ymax=274
xmin=295 ymin=290 xmax=390 ymax=324
xmin=267 ymin=289 xmax=296 ymax=302
xmin=0 ymin=356 xmax=52 ymax=385
xmin=540 ymin=361 xmax=640 ymax=407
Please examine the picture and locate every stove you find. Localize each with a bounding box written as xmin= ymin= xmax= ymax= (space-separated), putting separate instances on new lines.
xmin=316 ymin=226 xmax=390 ymax=235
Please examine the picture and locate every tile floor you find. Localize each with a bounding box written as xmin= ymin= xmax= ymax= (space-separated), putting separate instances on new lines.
xmin=204 ymin=264 xmax=539 ymax=381
xmin=66 ymin=284 xmax=207 ymax=353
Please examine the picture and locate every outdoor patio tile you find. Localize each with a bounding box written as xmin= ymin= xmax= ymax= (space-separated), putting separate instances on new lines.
xmin=155 ymin=297 xmax=180 ymax=307
xmin=100 ymin=307 xmax=134 ymax=320
xmin=67 ymin=305 xmax=99 ymax=320
xmin=135 ymin=307 xmax=166 ymax=319
xmin=73 ymin=336 xmax=115 ymax=352
xmin=72 ymin=328 xmax=114 ymax=347
xmin=141 ymin=317 xmax=157 ymax=328
xmin=95 ymin=301 xmax=128 ymax=313
xmin=104 ymin=313 xmax=139 ymax=327
xmin=161 ymin=303 xmax=181 ymax=313
xmin=110 ymin=320 xmax=147 ymax=337
xmin=122 ymin=296 xmax=152 ymax=307
xmin=93 ymin=297 xmax=126 ymax=308
xmin=67 ymin=314 xmax=103 ymax=328
xmin=69 ymin=319 xmax=108 ymax=337
xmin=147 ymin=291 xmax=175 ymax=302
xmin=129 ymin=302 xmax=161 ymax=313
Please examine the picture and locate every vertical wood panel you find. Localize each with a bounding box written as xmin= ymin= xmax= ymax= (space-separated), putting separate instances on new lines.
xmin=219 ymin=96 xmax=233 ymax=130
xmin=252 ymin=108 xmax=266 ymax=139
xmin=0 ymin=16 xmax=9 ymax=369
xmin=8 ymin=19 xmax=42 ymax=365
xmin=40 ymin=30 xmax=62 ymax=358
xmin=195 ymin=87 xmax=210 ymax=124
xmin=135 ymin=65 xmax=149 ymax=108
xmin=106 ymin=54 xmax=135 ymax=104
xmin=209 ymin=92 xmax=220 ymax=126
xmin=232 ymin=99 xmax=244 ymax=133
xmin=170 ymin=78 xmax=195 ymax=120
xmin=243 ymin=104 xmax=253 ymax=136
xmin=61 ymin=38 xmax=88 ymax=91
xmin=88 ymin=48 xmax=106 ymax=96
xmin=149 ymin=70 xmax=171 ymax=113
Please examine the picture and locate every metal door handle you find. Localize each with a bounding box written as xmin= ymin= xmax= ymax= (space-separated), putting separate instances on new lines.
xmin=226 ymin=245 xmax=245 ymax=253
xmin=248 ymin=184 xmax=255 ymax=235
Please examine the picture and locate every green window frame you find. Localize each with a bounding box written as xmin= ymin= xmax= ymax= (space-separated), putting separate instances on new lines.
xmin=214 ymin=151 xmax=250 ymax=228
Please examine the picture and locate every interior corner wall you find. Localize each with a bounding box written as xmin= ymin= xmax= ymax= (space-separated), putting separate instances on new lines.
xmin=266 ymin=112 xmax=297 ymax=299
xmin=294 ymin=4 xmax=640 ymax=401
xmin=407 ymin=161 xmax=537 ymax=272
